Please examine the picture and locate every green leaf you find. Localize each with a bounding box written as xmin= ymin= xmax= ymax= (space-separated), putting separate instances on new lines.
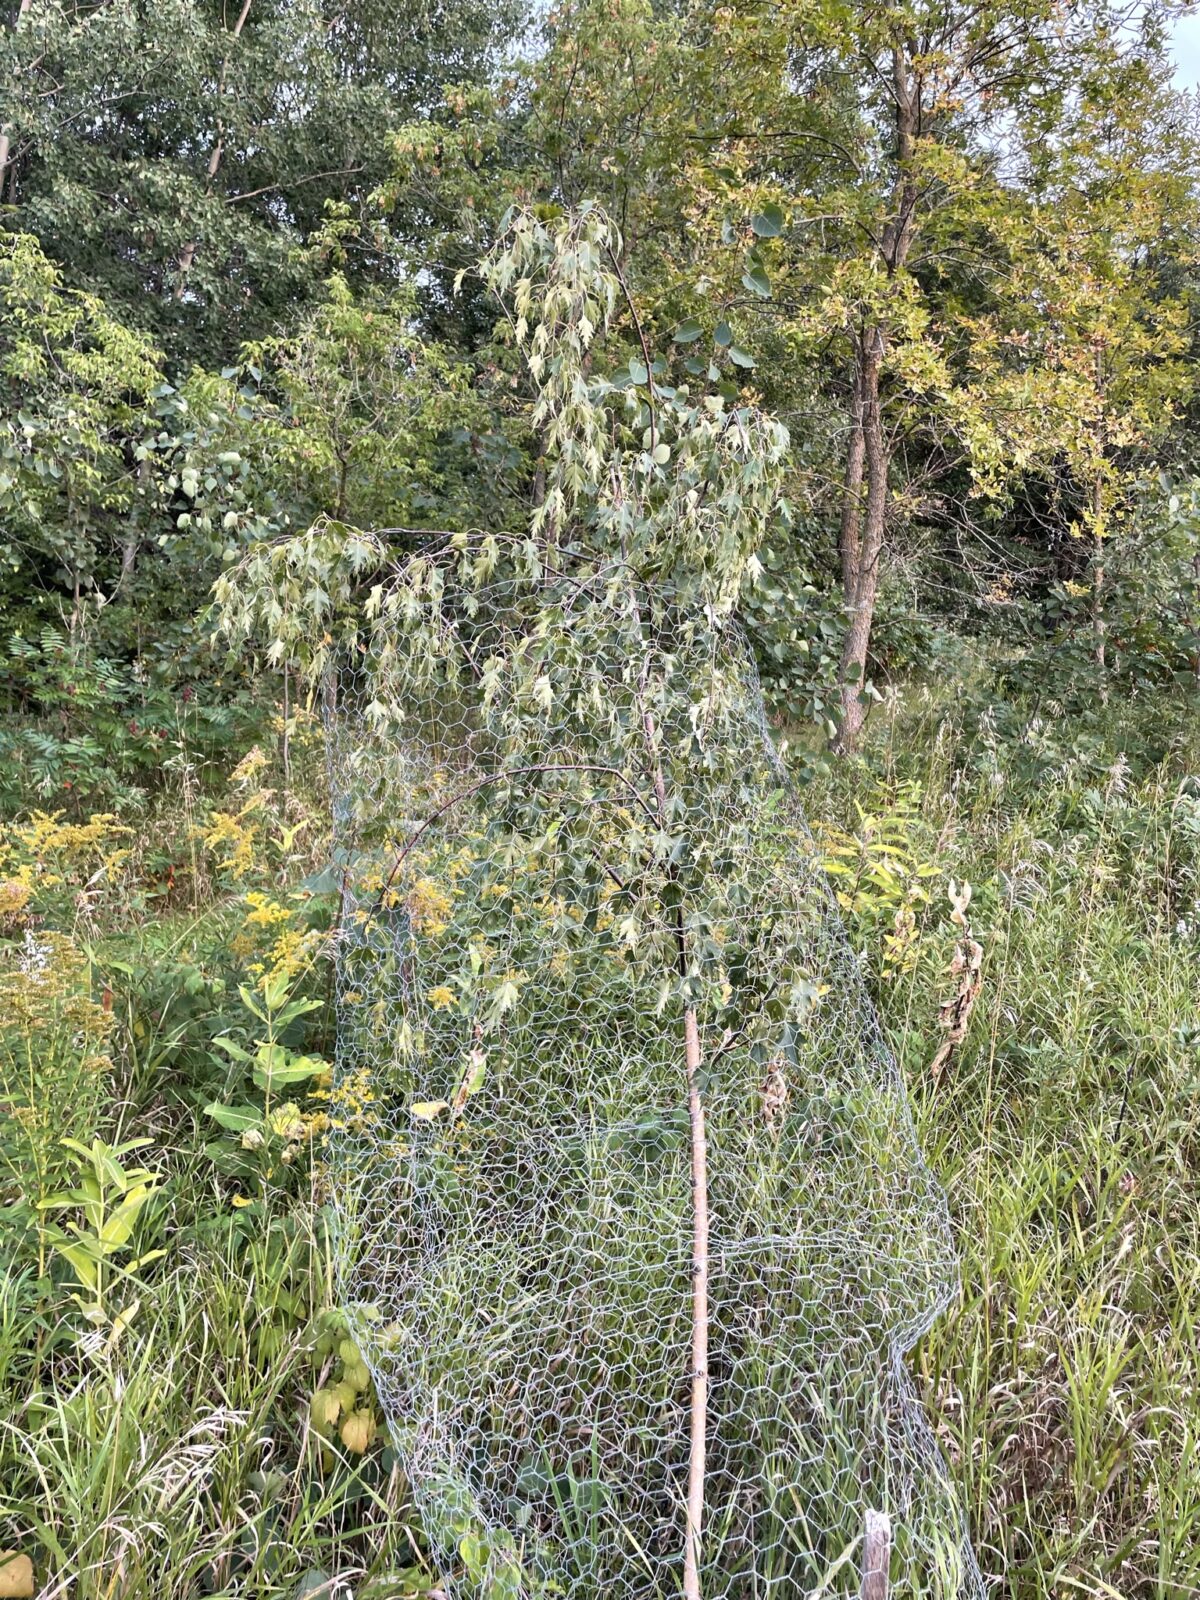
xmin=252 ymin=1053 xmax=328 ymax=1091
xmin=214 ymin=1036 xmax=253 ymax=1063
xmin=751 ymin=203 xmax=785 ymax=237
xmin=237 ymin=985 xmax=266 ymax=1022
xmin=261 ymin=970 xmax=292 ymax=1012
xmin=672 ymin=319 xmax=703 ymax=344
xmin=299 ymin=864 xmax=341 ymax=894
xmin=742 ymin=266 xmax=771 ymax=299
xmin=714 ymin=320 xmax=732 ymax=348
xmin=53 ymin=1240 xmax=99 ymax=1292
xmin=275 ymin=997 xmax=323 ymax=1027
xmin=204 ymin=1102 xmax=265 ymax=1133
xmin=729 ymin=346 xmax=756 ymax=368
xmin=99 ymin=1186 xmax=154 ymax=1249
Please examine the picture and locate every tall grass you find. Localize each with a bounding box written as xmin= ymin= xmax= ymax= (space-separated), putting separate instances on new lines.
xmin=823 ymin=687 xmax=1200 ymax=1598
xmin=0 ymin=1198 xmax=426 ymax=1598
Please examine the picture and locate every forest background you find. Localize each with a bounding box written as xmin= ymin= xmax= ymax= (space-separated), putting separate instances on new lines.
xmin=3 ymin=0 xmax=1200 ymax=1596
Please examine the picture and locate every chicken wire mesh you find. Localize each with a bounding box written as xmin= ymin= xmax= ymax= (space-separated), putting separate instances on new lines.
xmin=323 ymin=562 xmax=983 ymax=1600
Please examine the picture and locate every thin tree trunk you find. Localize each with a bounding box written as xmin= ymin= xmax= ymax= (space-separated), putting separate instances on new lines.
xmin=838 ymin=357 xmax=866 ymax=600
xmin=281 ymin=661 xmax=292 ymax=800
xmin=531 ymin=426 xmax=557 ymax=575
xmin=118 ymin=527 xmax=139 ymax=589
xmin=176 ymin=0 xmax=253 ymax=294
xmin=0 ymin=0 xmax=34 ymax=201
xmin=640 ymin=693 xmax=708 ymax=1600
xmin=832 ymin=40 xmax=917 ymax=755
xmin=683 ymin=1001 xmax=708 ymax=1600
xmin=1092 ymin=476 xmax=1105 ymax=672
xmin=834 ymin=334 xmax=886 ymax=753
xmin=1091 ymin=348 xmax=1107 ymax=671
xmin=115 ymin=458 xmax=150 ymax=597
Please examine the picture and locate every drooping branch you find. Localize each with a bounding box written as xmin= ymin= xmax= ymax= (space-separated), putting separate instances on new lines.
xmin=370 ymin=758 xmax=662 ymax=924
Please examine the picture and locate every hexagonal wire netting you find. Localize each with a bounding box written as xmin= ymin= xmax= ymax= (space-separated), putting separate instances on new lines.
xmin=323 ymin=567 xmax=984 ymax=1600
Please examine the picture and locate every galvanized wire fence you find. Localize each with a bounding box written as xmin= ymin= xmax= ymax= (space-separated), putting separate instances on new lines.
xmin=324 ymin=566 xmax=983 ymax=1600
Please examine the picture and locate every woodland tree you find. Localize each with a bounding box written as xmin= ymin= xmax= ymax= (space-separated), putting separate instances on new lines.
xmin=0 ymin=0 xmax=523 ymax=363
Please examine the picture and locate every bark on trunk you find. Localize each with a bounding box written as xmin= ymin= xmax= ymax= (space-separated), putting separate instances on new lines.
xmin=176 ymin=0 xmax=253 ymax=294
xmin=832 ymin=41 xmax=918 ymax=755
xmin=1091 ymin=348 xmax=1107 ymax=672
xmin=833 ymin=334 xmax=887 ymax=753
xmin=118 ymin=528 xmax=140 ymax=590
xmin=838 ymin=359 xmax=866 ymax=600
xmin=0 ymin=0 xmax=34 ymax=201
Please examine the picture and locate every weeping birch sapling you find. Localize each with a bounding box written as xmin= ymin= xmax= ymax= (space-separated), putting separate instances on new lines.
xmin=216 ymin=203 xmax=789 ymax=1597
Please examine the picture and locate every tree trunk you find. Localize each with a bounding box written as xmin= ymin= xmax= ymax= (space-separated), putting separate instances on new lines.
xmin=115 ymin=458 xmax=151 ymax=597
xmin=833 ymin=333 xmax=887 ymax=753
xmin=831 ymin=40 xmax=916 ymax=755
xmin=683 ymin=1002 xmax=708 ymax=1600
xmin=0 ymin=0 xmax=34 ymax=201
xmin=118 ymin=527 xmax=140 ymax=591
xmin=281 ymin=661 xmax=292 ymax=800
xmin=1092 ymin=534 xmax=1105 ymax=671
xmin=640 ymin=695 xmax=708 ymax=1600
xmin=1091 ymin=348 xmax=1107 ymax=671
xmin=176 ymin=0 xmax=253 ymax=294
xmin=838 ymin=357 xmax=866 ymax=600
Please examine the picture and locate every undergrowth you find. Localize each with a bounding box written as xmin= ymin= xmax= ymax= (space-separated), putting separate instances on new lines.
xmin=816 ymin=680 xmax=1200 ymax=1598
xmin=1 ymin=668 xmax=1198 ymax=1597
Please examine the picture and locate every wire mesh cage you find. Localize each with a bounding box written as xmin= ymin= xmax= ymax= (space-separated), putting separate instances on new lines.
xmin=323 ymin=559 xmax=984 ymax=1600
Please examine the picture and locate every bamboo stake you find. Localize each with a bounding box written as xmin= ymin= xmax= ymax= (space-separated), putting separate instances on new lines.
xmin=639 ymin=692 xmax=708 ymax=1600
xmin=683 ymin=1002 xmax=708 ymax=1600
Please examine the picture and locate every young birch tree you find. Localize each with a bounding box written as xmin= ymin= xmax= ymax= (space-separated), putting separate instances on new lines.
xmin=214 ymin=203 xmax=790 ymax=1600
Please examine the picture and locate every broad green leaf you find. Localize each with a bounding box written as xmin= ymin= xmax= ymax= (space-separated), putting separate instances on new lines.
xmin=252 ymin=1053 xmax=328 ymax=1091
xmin=751 ymin=203 xmax=785 ymax=237
xmin=214 ymin=1036 xmax=253 ymax=1063
xmin=204 ymin=1102 xmax=265 ymax=1133
xmin=53 ymin=1241 xmax=99 ymax=1292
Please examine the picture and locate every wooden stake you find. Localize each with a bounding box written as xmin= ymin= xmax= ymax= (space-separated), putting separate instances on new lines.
xmin=860 ymin=1508 xmax=892 ymax=1600
xmin=930 ymin=879 xmax=982 ymax=1083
